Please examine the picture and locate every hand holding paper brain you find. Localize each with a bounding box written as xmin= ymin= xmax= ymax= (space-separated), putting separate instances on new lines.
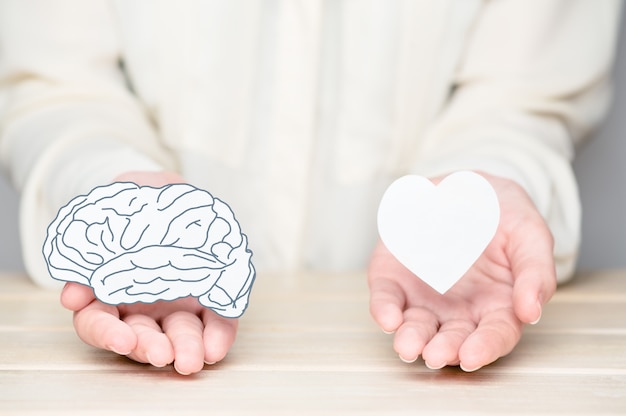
xmin=43 ymin=182 xmax=255 ymax=318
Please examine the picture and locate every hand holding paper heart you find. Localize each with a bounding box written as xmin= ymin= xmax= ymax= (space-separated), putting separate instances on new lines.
xmin=377 ymin=171 xmax=500 ymax=294
xmin=369 ymin=172 xmax=557 ymax=372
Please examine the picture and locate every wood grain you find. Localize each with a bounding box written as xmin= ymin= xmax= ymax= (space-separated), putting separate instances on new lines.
xmin=1 ymin=270 xmax=625 ymax=415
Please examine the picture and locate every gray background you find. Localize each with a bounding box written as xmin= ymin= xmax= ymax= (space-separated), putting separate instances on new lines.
xmin=1 ymin=17 xmax=625 ymax=273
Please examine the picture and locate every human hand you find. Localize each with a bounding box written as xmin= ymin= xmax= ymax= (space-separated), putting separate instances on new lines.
xmin=59 ymin=171 xmax=239 ymax=375
xmin=368 ymin=173 xmax=556 ymax=372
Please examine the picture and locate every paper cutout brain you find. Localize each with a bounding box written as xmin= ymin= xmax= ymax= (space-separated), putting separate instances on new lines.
xmin=42 ymin=182 xmax=255 ymax=318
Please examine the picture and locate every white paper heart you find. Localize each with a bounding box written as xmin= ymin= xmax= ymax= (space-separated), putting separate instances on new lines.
xmin=377 ymin=171 xmax=500 ymax=294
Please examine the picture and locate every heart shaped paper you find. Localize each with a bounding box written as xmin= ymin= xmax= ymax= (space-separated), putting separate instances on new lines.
xmin=377 ymin=171 xmax=500 ymax=294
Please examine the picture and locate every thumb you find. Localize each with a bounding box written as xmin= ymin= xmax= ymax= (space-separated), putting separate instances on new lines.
xmin=60 ymin=282 xmax=96 ymax=311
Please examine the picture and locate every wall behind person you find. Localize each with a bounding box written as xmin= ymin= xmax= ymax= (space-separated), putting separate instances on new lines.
xmin=0 ymin=175 xmax=22 ymax=270
xmin=572 ymin=5 xmax=626 ymax=271
xmin=1 ymin=10 xmax=625 ymax=273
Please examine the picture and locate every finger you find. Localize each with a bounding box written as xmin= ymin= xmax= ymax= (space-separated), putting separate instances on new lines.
xmin=73 ymin=300 xmax=136 ymax=355
xmin=161 ymin=311 xmax=205 ymax=375
xmin=368 ymin=276 xmax=406 ymax=334
xmin=123 ymin=314 xmax=174 ymax=367
xmin=421 ymin=319 xmax=476 ymax=369
xmin=508 ymin=218 xmax=557 ymax=324
xmin=60 ymin=282 xmax=96 ymax=311
xmin=458 ymin=308 xmax=523 ymax=372
xmin=201 ymin=310 xmax=239 ymax=364
xmin=513 ymin=267 xmax=556 ymax=325
xmin=393 ymin=307 xmax=439 ymax=363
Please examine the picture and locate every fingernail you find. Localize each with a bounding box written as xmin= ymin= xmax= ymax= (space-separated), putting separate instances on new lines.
xmin=460 ymin=363 xmax=481 ymax=372
xmin=174 ymin=364 xmax=191 ymax=376
xmin=425 ymin=361 xmax=446 ymax=370
xmin=382 ymin=329 xmax=395 ymax=335
xmin=146 ymin=353 xmax=166 ymax=368
xmin=107 ymin=345 xmax=130 ymax=355
xmin=399 ymin=354 xmax=418 ymax=364
xmin=530 ymin=302 xmax=542 ymax=325
xmin=204 ymin=360 xmax=217 ymax=365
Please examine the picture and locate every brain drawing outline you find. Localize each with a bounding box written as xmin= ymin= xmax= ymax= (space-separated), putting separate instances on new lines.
xmin=42 ymin=182 xmax=255 ymax=318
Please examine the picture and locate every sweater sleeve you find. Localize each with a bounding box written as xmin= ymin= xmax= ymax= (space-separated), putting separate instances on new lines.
xmin=0 ymin=0 xmax=175 ymax=287
xmin=412 ymin=0 xmax=622 ymax=282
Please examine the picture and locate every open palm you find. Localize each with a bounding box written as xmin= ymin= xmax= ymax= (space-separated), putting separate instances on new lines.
xmin=59 ymin=171 xmax=238 ymax=375
xmin=368 ymin=173 xmax=557 ymax=371
xmin=61 ymin=282 xmax=238 ymax=374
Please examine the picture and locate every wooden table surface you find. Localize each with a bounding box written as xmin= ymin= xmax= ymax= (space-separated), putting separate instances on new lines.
xmin=1 ymin=269 xmax=625 ymax=415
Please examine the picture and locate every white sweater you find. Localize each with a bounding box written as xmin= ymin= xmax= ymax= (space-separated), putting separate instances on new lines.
xmin=0 ymin=0 xmax=622 ymax=288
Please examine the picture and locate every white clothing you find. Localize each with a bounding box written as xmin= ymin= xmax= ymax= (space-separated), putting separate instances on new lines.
xmin=0 ymin=0 xmax=622 ymax=287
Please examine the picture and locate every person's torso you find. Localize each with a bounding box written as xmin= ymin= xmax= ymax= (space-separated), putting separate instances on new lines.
xmin=111 ymin=0 xmax=483 ymax=271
